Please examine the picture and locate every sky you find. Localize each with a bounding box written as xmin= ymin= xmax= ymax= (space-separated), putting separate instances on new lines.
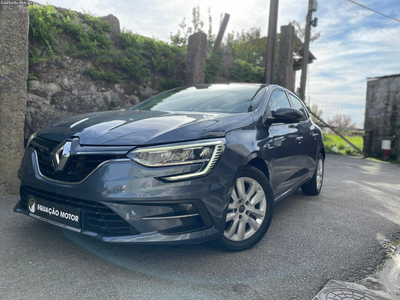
xmin=36 ymin=0 xmax=400 ymax=128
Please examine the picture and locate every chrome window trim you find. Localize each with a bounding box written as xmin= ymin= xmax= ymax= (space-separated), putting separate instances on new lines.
xmin=32 ymin=149 xmax=131 ymax=185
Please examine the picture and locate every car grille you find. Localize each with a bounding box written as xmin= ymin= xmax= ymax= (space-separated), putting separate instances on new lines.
xmin=20 ymin=186 xmax=140 ymax=237
xmin=30 ymin=136 xmax=123 ymax=182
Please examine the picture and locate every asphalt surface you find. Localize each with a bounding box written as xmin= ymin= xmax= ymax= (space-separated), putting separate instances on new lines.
xmin=1 ymin=154 xmax=400 ymax=300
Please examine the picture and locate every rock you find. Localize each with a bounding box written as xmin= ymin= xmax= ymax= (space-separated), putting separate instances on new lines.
xmin=114 ymin=84 xmax=124 ymax=94
xmin=0 ymin=3 xmax=29 ymax=196
xmin=44 ymin=83 xmax=61 ymax=94
xmin=101 ymin=14 xmax=121 ymax=44
xmin=141 ymin=86 xmax=158 ymax=99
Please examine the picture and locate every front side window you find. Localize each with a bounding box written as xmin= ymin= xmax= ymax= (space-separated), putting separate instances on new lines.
xmin=288 ymin=94 xmax=309 ymax=120
xmin=266 ymin=90 xmax=291 ymax=115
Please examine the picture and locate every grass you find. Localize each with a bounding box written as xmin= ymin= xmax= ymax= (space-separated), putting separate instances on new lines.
xmin=323 ymin=133 xmax=400 ymax=163
xmin=323 ymin=133 xmax=364 ymax=156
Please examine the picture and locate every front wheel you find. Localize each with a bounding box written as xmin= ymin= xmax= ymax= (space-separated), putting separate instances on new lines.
xmin=301 ymin=153 xmax=324 ymax=195
xmin=216 ymin=165 xmax=274 ymax=251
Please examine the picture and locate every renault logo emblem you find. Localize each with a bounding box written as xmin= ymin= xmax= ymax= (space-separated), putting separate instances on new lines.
xmin=51 ymin=139 xmax=76 ymax=171
xmin=28 ymin=198 xmax=36 ymax=213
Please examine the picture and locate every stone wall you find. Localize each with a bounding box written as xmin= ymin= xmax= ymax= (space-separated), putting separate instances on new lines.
xmin=363 ymin=74 xmax=400 ymax=160
xmin=25 ymin=4 xmax=161 ymax=141
xmin=0 ymin=3 xmax=29 ymax=196
xmin=25 ymin=58 xmax=158 ymax=141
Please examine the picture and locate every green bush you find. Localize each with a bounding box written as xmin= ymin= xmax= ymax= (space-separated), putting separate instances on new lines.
xmin=28 ymin=4 xmax=186 ymax=86
xmin=232 ymin=60 xmax=264 ymax=83
xmin=85 ymin=67 xmax=127 ymax=83
xmin=205 ymin=50 xmax=227 ymax=83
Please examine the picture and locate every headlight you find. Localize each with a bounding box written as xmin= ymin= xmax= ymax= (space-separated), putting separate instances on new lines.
xmin=26 ymin=132 xmax=37 ymax=149
xmin=127 ymin=139 xmax=225 ymax=181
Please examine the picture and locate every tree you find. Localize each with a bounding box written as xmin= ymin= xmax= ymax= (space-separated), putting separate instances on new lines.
xmin=309 ymin=103 xmax=323 ymax=125
xmin=207 ymin=7 xmax=216 ymax=50
xmin=225 ymin=27 xmax=266 ymax=67
xmin=289 ymin=20 xmax=321 ymax=43
xmin=170 ymin=6 xmax=205 ymax=47
xmin=328 ymin=114 xmax=356 ymax=129
xmin=289 ymin=20 xmax=321 ymax=53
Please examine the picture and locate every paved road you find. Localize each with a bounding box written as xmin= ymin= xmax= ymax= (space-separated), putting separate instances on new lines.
xmin=1 ymin=154 xmax=400 ymax=299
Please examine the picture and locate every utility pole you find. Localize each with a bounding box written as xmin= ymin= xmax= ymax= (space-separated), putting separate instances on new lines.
xmin=299 ymin=0 xmax=318 ymax=101
xmin=264 ymin=0 xmax=279 ymax=84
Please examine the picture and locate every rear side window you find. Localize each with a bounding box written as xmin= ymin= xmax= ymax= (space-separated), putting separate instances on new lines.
xmin=288 ymin=94 xmax=309 ymax=120
xmin=267 ymin=90 xmax=291 ymax=114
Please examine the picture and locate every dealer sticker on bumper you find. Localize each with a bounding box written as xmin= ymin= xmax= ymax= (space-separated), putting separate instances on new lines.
xmin=27 ymin=196 xmax=82 ymax=232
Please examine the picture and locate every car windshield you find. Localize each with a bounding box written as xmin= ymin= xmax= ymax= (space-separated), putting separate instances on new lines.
xmin=133 ymin=84 xmax=265 ymax=113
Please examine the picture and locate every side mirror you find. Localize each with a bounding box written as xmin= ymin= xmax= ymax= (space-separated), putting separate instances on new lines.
xmin=264 ymin=107 xmax=304 ymax=125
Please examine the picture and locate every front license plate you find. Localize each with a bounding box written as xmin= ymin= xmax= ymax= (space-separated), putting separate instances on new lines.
xmin=27 ymin=196 xmax=81 ymax=232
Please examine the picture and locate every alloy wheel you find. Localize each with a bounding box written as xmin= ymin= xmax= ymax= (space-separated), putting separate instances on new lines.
xmin=316 ymin=158 xmax=323 ymax=190
xmin=224 ymin=177 xmax=267 ymax=241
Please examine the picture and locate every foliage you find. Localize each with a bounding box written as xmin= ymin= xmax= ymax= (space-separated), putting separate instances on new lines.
xmin=28 ymin=4 xmax=111 ymax=62
xmin=289 ymin=20 xmax=321 ymax=43
xmin=207 ymin=7 xmax=216 ymax=50
xmin=327 ymin=114 xmax=356 ymax=135
xmin=28 ymin=4 xmax=185 ymax=86
xmin=170 ymin=6 xmax=206 ymax=47
xmin=231 ymin=60 xmax=264 ymax=83
xmin=85 ymin=67 xmax=127 ymax=83
xmin=205 ymin=50 xmax=227 ymax=83
xmin=309 ymin=103 xmax=324 ymax=125
xmin=83 ymin=13 xmax=111 ymax=33
xmin=226 ymin=28 xmax=266 ymax=68
xmin=160 ymin=78 xmax=182 ymax=90
xmin=120 ymin=31 xmax=185 ymax=81
xmin=29 ymin=4 xmax=61 ymax=59
xmin=289 ymin=20 xmax=321 ymax=53
xmin=323 ymin=133 xmax=363 ymax=156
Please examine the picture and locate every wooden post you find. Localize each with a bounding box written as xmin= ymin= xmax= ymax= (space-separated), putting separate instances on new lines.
xmin=213 ymin=13 xmax=230 ymax=50
xmin=265 ymin=0 xmax=279 ymax=84
xmin=299 ymin=0 xmax=313 ymax=100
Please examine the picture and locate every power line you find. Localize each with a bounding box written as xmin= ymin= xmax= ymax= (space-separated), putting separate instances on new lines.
xmin=335 ymin=0 xmax=400 ymax=54
xmin=338 ymin=0 xmax=400 ymax=49
xmin=345 ymin=0 xmax=400 ymax=23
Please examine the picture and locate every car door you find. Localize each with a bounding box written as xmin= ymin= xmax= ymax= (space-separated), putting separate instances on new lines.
xmin=287 ymin=93 xmax=319 ymax=180
xmin=257 ymin=90 xmax=304 ymax=198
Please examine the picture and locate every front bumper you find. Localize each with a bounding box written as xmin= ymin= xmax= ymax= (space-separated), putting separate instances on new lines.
xmin=15 ymin=146 xmax=241 ymax=244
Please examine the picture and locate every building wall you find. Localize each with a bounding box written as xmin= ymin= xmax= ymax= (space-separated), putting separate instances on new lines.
xmin=364 ymin=75 xmax=400 ymax=160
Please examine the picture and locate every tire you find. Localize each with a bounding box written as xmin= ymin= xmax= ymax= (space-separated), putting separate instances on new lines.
xmin=216 ymin=165 xmax=274 ymax=252
xmin=301 ymin=153 xmax=324 ymax=196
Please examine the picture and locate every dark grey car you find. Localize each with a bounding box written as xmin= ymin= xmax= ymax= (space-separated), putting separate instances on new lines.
xmin=15 ymin=84 xmax=325 ymax=251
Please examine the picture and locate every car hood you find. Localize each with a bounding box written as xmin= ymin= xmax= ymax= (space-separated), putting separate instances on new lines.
xmin=37 ymin=109 xmax=254 ymax=146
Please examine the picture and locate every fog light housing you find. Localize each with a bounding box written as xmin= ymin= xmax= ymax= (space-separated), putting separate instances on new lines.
xmin=178 ymin=203 xmax=194 ymax=212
